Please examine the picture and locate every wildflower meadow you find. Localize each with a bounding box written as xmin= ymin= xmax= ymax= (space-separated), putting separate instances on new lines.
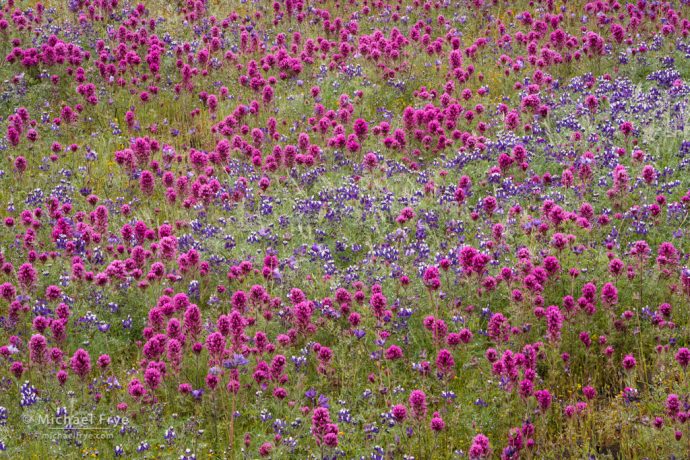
xmin=2 ymin=0 xmax=690 ymax=458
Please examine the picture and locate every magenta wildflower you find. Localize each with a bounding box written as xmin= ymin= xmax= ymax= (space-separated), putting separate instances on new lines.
xmin=676 ymin=348 xmax=690 ymax=370
xmin=409 ymin=390 xmax=427 ymax=419
xmin=435 ymin=348 xmax=455 ymax=375
xmin=430 ymin=412 xmax=445 ymax=432
xmin=469 ymin=434 xmax=491 ymax=459
xmin=311 ymin=407 xmax=338 ymax=447
xmin=535 ymin=389 xmax=552 ymax=412
xmin=29 ymin=334 xmax=48 ymax=365
xmin=391 ymin=404 xmax=407 ymax=422
xmin=384 ymin=345 xmax=403 ymax=360
xmin=621 ymin=354 xmax=636 ymax=371
xmin=17 ymin=263 xmax=37 ymax=290
xmin=70 ymin=348 xmax=92 ymax=380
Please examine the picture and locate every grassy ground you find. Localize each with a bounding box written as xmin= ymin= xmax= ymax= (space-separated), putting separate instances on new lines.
xmin=1 ymin=0 xmax=690 ymax=459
